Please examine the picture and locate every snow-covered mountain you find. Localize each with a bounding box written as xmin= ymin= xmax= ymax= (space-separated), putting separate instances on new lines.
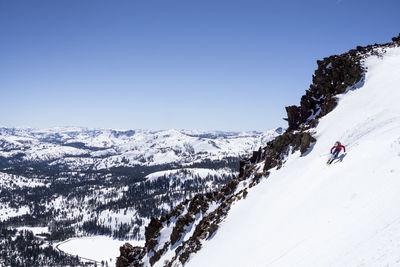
xmin=117 ymin=35 xmax=400 ymax=267
xmin=0 ymin=127 xmax=281 ymax=266
xmin=0 ymin=128 xmax=282 ymax=170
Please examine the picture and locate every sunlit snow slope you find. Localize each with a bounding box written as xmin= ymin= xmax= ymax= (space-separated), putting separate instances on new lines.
xmin=187 ymin=47 xmax=400 ymax=267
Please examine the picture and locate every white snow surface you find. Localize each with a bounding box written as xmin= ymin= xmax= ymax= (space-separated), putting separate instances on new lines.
xmin=187 ymin=47 xmax=400 ymax=267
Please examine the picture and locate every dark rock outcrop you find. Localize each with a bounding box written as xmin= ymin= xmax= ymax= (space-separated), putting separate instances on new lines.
xmin=284 ymin=52 xmax=364 ymax=131
xmin=170 ymin=213 xmax=195 ymax=245
xmin=116 ymin=243 xmax=144 ymax=267
xmin=284 ymin=33 xmax=400 ymax=132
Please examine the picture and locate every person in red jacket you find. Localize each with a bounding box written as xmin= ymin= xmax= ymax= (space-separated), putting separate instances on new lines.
xmin=330 ymin=141 xmax=346 ymax=159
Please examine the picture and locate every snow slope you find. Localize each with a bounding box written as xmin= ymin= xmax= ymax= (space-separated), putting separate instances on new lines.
xmin=187 ymin=47 xmax=400 ymax=266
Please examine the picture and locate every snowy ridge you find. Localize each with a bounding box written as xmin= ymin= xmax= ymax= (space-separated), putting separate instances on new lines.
xmin=116 ymin=35 xmax=400 ymax=267
xmin=187 ymin=46 xmax=400 ymax=266
xmin=0 ymin=128 xmax=282 ymax=170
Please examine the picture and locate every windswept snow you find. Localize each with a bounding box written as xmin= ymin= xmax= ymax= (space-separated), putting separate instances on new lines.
xmin=187 ymin=47 xmax=400 ymax=266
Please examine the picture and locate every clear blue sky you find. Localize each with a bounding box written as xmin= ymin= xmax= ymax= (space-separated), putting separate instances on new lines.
xmin=1 ymin=0 xmax=399 ymax=131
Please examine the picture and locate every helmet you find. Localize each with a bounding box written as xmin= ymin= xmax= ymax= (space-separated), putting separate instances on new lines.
xmin=335 ymin=141 xmax=341 ymax=145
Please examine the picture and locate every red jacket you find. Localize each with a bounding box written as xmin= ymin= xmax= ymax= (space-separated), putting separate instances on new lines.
xmin=331 ymin=144 xmax=346 ymax=153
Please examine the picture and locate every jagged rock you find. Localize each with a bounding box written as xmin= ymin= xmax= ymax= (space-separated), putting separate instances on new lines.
xmin=208 ymin=223 xmax=218 ymax=237
xmin=170 ymin=213 xmax=195 ymax=245
xmin=284 ymin=105 xmax=301 ymax=130
xmin=243 ymin=189 xmax=248 ymax=199
xmin=149 ymin=242 xmax=169 ymax=266
xmin=188 ymin=195 xmax=209 ymax=214
xmin=392 ymin=34 xmax=400 ymax=43
xmin=116 ymin=243 xmax=143 ymax=267
xmin=241 ymin=164 xmax=256 ymax=180
xmin=249 ymin=146 xmax=262 ymax=164
xmin=144 ymin=217 xmax=162 ymax=249
xmin=220 ymin=179 xmax=239 ymax=196
xmin=146 ymin=238 xmax=158 ymax=251
xmin=119 ymin=243 xmax=135 ymax=259
xmin=284 ymin=47 xmax=366 ymax=132
xmin=300 ymin=132 xmax=316 ymax=154
xmin=161 ymin=202 xmax=188 ymax=224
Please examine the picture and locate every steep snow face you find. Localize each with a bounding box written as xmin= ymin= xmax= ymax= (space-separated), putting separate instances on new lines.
xmin=187 ymin=47 xmax=400 ymax=267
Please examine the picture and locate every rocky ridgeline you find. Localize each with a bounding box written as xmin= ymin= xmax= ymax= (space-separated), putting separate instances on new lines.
xmin=116 ymin=34 xmax=400 ymax=267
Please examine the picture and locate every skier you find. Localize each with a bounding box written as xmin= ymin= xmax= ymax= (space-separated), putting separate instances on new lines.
xmin=327 ymin=141 xmax=346 ymax=164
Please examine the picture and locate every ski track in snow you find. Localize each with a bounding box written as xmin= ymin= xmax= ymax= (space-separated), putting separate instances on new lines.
xmin=186 ymin=47 xmax=400 ymax=267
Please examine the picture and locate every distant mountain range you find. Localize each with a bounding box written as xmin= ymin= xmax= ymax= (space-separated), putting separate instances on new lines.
xmin=0 ymin=127 xmax=283 ymax=170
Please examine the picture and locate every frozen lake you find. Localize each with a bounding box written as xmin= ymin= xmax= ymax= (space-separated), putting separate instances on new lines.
xmin=56 ymin=236 xmax=144 ymax=265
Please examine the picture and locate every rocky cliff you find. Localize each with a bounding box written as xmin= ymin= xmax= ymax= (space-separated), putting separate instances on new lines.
xmin=116 ymin=34 xmax=400 ymax=267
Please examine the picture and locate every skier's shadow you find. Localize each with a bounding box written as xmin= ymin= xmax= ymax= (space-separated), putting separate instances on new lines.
xmin=337 ymin=153 xmax=347 ymax=162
